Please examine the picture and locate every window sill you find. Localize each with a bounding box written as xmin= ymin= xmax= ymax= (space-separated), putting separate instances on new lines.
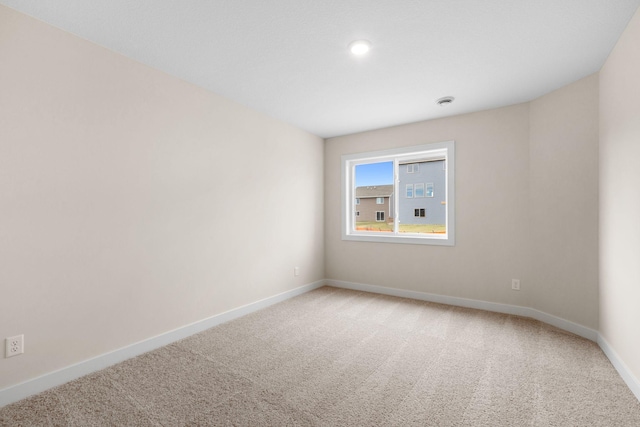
xmin=342 ymin=232 xmax=454 ymax=246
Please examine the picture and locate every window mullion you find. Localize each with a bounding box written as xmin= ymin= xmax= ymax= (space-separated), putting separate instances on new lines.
xmin=394 ymin=159 xmax=399 ymax=235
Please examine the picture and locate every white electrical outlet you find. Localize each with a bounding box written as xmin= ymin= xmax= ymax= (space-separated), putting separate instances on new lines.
xmin=512 ymin=279 xmax=521 ymax=291
xmin=294 ymin=267 xmax=300 ymax=277
xmin=6 ymin=335 xmax=24 ymax=358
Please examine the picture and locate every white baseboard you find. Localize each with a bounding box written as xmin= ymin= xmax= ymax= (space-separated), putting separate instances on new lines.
xmin=4 ymin=279 xmax=638 ymax=408
xmin=0 ymin=280 xmax=325 ymax=408
xmin=326 ymin=279 xmax=599 ymax=341
xmin=598 ymin=335 xmax=640 ymax=402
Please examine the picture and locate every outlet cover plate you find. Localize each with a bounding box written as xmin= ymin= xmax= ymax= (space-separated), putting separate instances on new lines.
xmin=6 ymin=335 xmax=24 ymax=358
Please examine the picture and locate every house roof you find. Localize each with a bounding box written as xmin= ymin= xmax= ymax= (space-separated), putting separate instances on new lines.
xmin=356 ymin=185 xmax=393 ymax=198
xmin=399 ymin=158 xmax=445 ymax=165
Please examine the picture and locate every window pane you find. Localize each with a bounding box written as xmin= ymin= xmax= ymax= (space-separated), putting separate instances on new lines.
xmin=354 ymin=161 xmax=393 ymax=233
xmin=426 ymin=183 xmax=434 ymax=198
xmin=406 ymin=184 xmax=413 ymax=198
xmin=399 ymin=161 xmax=445 ymax=235
xmin=407 ymin=163 xmax=419 ymax=173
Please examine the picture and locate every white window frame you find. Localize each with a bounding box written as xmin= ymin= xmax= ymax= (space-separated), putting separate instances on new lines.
xmin=355 ymin=198 xmax=360 ymax=205
xmin=376 ymin=211 xmax=385 ymax=222
xmin=414 ymin=183 xmax=425 ymax=198
xmin=341 ymin=141 xmax=455 ymax=246
xmin=376 ymin=197 xmax=384 ymax=204
xmin=407 ymin=163 xmax=419 ymax=173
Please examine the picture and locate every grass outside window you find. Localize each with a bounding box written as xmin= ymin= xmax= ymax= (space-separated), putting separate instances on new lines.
xmin=355 ymin=221 xmax=446 ymax=234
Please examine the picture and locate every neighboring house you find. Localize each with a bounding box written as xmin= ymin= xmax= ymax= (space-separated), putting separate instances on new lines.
xmin=399 ymin=159 xmax=446 ymax=225
xmin=355 ymin=184 xmax=394 ymax=222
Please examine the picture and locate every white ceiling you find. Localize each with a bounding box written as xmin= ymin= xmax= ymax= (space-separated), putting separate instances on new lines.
xmin=2 ymin=1 xmax=639 ymax=138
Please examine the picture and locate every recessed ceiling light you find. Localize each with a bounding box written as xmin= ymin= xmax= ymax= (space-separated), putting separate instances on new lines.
xmin=436 ymin=96 xmax=455 ymax=106
xmin=349 ymin=40 xmax=371 ymax=56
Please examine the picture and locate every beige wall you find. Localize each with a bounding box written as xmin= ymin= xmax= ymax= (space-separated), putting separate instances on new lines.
xmin=0 ymin=5 xmax=324 ymax=390
xmin=326 ymin=104 xmax=532 ymax=306
xmin=326 ymin=75 xmax=600 ymax=329
xmin=600 ymin=8 xmax=640 ymax=386
xmin=529 ymin=74 xmax=599 ymax=328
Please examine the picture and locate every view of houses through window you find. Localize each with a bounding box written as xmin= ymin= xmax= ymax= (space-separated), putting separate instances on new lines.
xmin=342 ymin=141 xmax=454 ymax=246
xmin=353 ymin=159 xmax=446 ymax=235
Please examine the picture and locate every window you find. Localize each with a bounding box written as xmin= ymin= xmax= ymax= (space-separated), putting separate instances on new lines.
xmin=406 ymin=184 xmax=413 ymax=198
xmin=376 ymin=197 xmax=384 ymax=204
xmin=342 ymin=141 xmax=454 ymax=245
xmin=426 ymin=183 xmax=434 ymax=198
xmin=355 ymin=198 xmax=360 ymax=205
xmin=407 ymin=163 xmax=419 ymax=173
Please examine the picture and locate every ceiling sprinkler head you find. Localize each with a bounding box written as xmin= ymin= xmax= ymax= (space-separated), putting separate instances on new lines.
xmin=436 ymin=96 xmax=455 ymax=106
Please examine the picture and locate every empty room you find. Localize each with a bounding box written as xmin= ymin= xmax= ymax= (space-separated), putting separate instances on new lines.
xmin=1 ymin=1 xmax=640 ymax=425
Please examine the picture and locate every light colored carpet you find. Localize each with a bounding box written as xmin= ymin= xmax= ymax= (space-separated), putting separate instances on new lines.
xmin=2 ymin=286 xmax=639 ymax=426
